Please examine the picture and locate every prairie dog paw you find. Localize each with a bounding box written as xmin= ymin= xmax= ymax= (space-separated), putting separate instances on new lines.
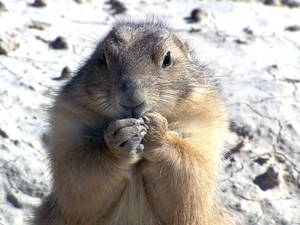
xmin=104 ymin=118 xmax=147 ymax=158
xmin=142 ymin=112 xmax=168 ymax=143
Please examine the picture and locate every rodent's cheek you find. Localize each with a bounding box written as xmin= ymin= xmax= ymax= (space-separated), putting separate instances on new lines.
xmin=94 ymin=104 xmax=129 ymax=120
xmin=94 ymin=95 xmax=131 ymax=118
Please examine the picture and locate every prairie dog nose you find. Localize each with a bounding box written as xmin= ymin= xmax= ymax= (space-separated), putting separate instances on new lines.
xmin=117 ymin=90 xmax=146 ymax=109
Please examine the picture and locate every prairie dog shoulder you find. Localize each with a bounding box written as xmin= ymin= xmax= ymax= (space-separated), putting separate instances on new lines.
xmin=34 ymin=19 xmax=233 ymax=225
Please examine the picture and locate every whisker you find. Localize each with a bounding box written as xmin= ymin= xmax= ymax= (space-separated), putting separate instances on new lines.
xmin=158 ymin=90 xmax=214 ymax=112
xmin=95 ymin=99 xmax=115 ymax=116
xmin=70 ymin=34 xmax=98 ymax=45
xmin=202 ymin=54 xmax=226 ymax=67
xmin=50 ymin=101 xmax=90 ymax=126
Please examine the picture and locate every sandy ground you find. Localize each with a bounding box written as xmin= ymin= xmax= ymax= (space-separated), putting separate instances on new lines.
xmin=0 ymin=0 xmax=300 ymax=224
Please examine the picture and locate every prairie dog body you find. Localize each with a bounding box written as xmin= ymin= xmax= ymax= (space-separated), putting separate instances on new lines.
xmin=34 ymin=19 xmax=233 ymax=225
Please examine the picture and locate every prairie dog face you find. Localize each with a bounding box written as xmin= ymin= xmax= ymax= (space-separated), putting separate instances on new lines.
xmin=63 ymin=20 xmax=205 ymax=119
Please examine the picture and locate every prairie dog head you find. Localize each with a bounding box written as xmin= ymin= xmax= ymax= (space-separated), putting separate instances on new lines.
xmin=61 ymin=20 xmax=208 ymax=120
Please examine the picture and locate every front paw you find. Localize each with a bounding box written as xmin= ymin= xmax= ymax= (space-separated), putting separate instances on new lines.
xmin=104 ymin=118 xmax=147 ymax=158
xmin=142 ymin=112 xmax=168 ymax=146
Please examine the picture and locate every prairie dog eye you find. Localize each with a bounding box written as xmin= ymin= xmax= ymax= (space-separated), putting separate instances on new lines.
xmin=162 ymin=51 xmax=172 ymax=68
xmin=98 ymin=52 xmax=107 ymax=67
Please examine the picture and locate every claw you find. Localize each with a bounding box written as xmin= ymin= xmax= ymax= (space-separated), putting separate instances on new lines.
xmin=136 ymin=143 xmax=144 ymax=154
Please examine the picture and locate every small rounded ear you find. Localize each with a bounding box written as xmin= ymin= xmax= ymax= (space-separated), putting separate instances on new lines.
xmin=171 ymin=32 xmax=192 ymax=61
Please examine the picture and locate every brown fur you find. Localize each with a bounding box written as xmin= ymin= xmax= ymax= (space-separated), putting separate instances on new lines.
xmin=34 ymin=19 xmax=234 ymax=225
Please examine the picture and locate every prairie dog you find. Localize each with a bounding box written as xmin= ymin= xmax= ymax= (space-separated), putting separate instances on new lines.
xmin=34 ymin=19 xmax=234 ymax=225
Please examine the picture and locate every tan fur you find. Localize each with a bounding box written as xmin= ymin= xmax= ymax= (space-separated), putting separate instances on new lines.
xmin=34 ymin=19 xmax=234 ymax=225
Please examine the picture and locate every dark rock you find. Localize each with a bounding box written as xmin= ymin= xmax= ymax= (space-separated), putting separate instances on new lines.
xmin=253 ymin=165 xmax=280 ymax=191
xmin=243 ymin=27 xmax=254 ymax=35
xmin=263 ymin=0 xmax=280 ymax=5
xmin=184 ymin=8 xmax=207 ymax=23
xmin=28 ymin=20 xmax=51 ymax=30
xmin=106 ymin=0 xmax=127 ymax=14
xmin=13 ymin=140 xmax=20 ymax=146
xmin=49 ymin=36 xmax=68 ymax=49
xmin=30 ymin=0 xmax=47 ymax=7
xmin=281 ymin=0 xmax=300 ymax=7
xmin=234 ymin=38 xmax=248 ymax=44
xmin=7 ymin=193 xmax=22 ymax=209
xmin=254 ymin=155 xmax=270 ymax=165
xmin=0 ymin=33 xmax=19 ymax=55
xmin=191 ymin=8 xmax=202 ymax=22
xmin=285 ymin=25 xmax=300 ymax=32
xmin=52 ymin=66 xmax=72 ymax=80
xmin=189 ymin=27 xmax=202 ymax=33
xmin=60 ymin=66 xmax=72 ymax=78
xmin=0 ymin=1 xmax=8 ymax=12
xmin=229 ymin=121 xmax=253 ymax=139
xmin=0 ymin=128 xmax=8 ymax=138
xmin=224 ymin=140 xmax=246 ymax=159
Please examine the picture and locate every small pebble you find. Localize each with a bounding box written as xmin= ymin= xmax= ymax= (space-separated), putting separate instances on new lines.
xmin=285 ymin=25 xmax=300 ymax=32
xmin=52 ymin=66 xmax=72 ymax=80
xmin=189 ymin=27 xmax=201 ymax=33
xmin=7 ymin=193 xmax=22 ymax=209
xmin=243 ymin=27 xmax=253 ymax=35
xmin=191 ymin=9 xmax=202 ymax=22
xmin=0 ymin=33 xmax=20 ymax=55
xmin=253 ymin=165 xmax=280 ymax=191
xmin=234 ymin=38 xmax=248 ymax=44
xmin=28 ymin=20 xmax=50 ymax=30
xmin=49 ymin=36 xmax=68 ymax=49
xmin=187 ymin=8 xmax=207 ymax=23
xmin=281 ymin=0 xmax=300 ymax=7
xmin=254 ymin=155 xmax=270 ymax=165
xmin=263 ymin=0 xmax=280 ymax=5
xmin=30 ymin=0 xmax=47 ymax=7
xmin=0 ymin=1 xmax=8 ymax=12
xmin=229 ymin=121 xmax=253 ymax=139
xmin=61 ymin=66 xmax=72 ymax=78
xmin=106 ymin=0 xmax=127 ymax=14
xmin=0 ymin=128 xmax=8 ymax=138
